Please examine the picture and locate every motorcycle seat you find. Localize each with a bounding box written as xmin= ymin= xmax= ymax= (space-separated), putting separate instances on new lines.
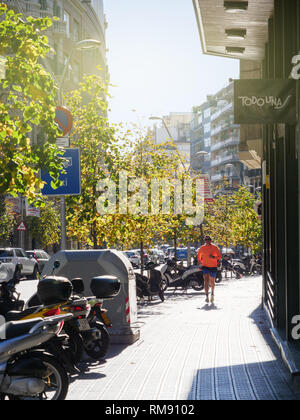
xmin=0 ymin=318 xmax=44 ymax=341
xmin=6 ymin=306 xmax=41 ymax=322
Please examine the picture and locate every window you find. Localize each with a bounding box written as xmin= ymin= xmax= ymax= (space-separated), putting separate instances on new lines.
xmin=64 ymin=11 xmax=70 ymax=37
xmin=204 ymin=108 xmax=211 ymax=119
xmin=39 ymin=0 xmax=48 ymax=10
xmin=204 ymin=123 xmax=211 ymax=134
xmin=204 ymin=137 xmax=211 ymax=148
xmin=73 ymin=62 xmax=80 ymax=85
xmin=73 ymin=20 xmax=80 ymax=42
xmin=16 ymin=249 xmax=24 ymax=258
xmin=0 ymin=250 xmax=13 ymax=257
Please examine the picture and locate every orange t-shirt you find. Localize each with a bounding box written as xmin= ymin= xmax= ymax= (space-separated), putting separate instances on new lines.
xmin=198 ymin=244 xmax=222 ymax=268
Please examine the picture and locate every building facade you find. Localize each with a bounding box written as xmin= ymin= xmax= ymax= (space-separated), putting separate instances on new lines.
xmin=193 ymin=0 xmax=300 ymax=374
xmin=5 ymin=0 xmax=107 ymax=92
xmin=152 ymin=112 xmax=192 ymax=170
xmin=190 ymin=83 xmax=257 ymax=189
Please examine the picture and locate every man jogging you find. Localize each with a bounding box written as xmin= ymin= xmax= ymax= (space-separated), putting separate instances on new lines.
xmin=198 ymin=236 xmax=222 ymax=304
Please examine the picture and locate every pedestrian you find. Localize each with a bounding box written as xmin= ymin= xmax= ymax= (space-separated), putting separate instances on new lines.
xmin=197 ymin=235 xmax=222 ymax=304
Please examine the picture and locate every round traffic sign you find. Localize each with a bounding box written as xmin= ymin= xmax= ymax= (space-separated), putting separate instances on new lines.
xmin=55 ymin=106 xmax=73 ymax=137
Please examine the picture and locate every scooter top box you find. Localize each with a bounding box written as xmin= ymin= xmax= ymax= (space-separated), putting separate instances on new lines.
xmin=37 ymin=276 xmax=73 ymax=305
xmin=90 ymin=276 xmax=121 ymax=299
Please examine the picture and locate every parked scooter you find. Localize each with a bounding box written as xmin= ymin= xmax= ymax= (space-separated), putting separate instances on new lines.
xmin=69 ymin=278 xmax=116 ymax=360
xmin=0 ymin=273 xmax=86 ymax=373
xmin=0 ymin=314 xmax=72 ymax=400
xmin=160 ymin=259 xmax=204 ymax=292
xmin=26 ymin=262 xmax=121 ymax=364
xmin=136 ymin=262 xmax=165 ymax=302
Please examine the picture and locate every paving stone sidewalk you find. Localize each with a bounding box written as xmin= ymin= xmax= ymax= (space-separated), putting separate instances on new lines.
xmin=67 ymin=276 xmax=300 ymax=400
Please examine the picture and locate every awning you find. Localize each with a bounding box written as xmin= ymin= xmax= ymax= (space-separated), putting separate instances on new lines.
xmin=193 ymin=0 xmax=274 ymax=61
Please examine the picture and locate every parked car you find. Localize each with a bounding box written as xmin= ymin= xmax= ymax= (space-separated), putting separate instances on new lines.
xmin=133 ymin=249 xmax=150 ymax=265
xmin=123 ymin=251 xmax=141 ymax=268
xmin=149 ymin=249 xmax=161 ymax=265
xmin=156 ymin=250 xmax=166 ymax=264
xmin=26 ymin=250 xmax=50 ymax=274
xmin=0 ymin=248 xmax=39 ymax=280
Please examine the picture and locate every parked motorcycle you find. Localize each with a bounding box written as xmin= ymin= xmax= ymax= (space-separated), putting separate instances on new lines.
xmin=27 ymin=267 xmax=120 ymax=364
xmin=136 ymin=262 xmax=165 ymax=302
xmin=160 ymin=259 xmax=204 ymax=292
xmin=232 ymin=255 xmax=262 ymax=277
xmin=70 ymin=278 xmax=115 ymax=360
xmin=0 ymin=314 xmax=72 ymax=400
xmin=0 ymin=273 xmax=86 ymax=373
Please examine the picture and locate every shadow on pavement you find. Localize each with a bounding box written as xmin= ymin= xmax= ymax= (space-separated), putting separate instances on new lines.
xmin=187 ymin=360 xmax=299 ymax=400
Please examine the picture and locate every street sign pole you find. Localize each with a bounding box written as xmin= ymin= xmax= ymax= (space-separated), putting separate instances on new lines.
xmin=60 ymin=196 xmax=67 ymax=250
xmin=41 ymin=148 xmax=81 ymax=251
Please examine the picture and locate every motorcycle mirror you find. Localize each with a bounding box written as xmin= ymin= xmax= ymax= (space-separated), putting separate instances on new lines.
xmin=53 ymin=260 xmax=61 ymax=270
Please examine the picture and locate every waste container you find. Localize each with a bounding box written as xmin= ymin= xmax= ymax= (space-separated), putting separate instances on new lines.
xmin=42 ymin=250 xmax=140 ymax=344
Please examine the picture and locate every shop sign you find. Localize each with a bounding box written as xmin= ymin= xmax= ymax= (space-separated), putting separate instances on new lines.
xmin=234 ymin=79 xmax=297 ymax=125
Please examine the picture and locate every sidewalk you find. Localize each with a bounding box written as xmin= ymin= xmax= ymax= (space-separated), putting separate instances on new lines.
xmin=67 ymin=276 xmax=300 ymax=400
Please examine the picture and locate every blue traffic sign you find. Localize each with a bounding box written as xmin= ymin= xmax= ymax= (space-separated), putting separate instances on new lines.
xmin=42 ymin=148 xmax=81 ymax=196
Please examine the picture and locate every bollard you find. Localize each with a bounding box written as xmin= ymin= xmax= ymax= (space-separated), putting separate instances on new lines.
xmin=42 ymin=250 xmax=140 ymax=345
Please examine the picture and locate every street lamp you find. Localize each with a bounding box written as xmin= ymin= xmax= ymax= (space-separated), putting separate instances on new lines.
xmin=149 ymin=116 xmax=188 ymax=173
xmin=58 ymin=39 xmax=101 ymax=250
xmin=58 ymin=39 xmax=102 ymax=104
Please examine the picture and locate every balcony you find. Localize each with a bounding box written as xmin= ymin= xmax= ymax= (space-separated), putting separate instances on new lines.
xmin=211 ymin=102 xmax=233 ymax=122
xmin=24 ymin=1 xmax=42 ymax=19
xmin=210 ymin=137 xmax=240 ymax=152
xmin=52 ymin=21 xmax=68 ymax=37
xmin=211 ymin=174 xmax=223 ymax=182
xmin=210 ymin=154 xmax=239 ymax=168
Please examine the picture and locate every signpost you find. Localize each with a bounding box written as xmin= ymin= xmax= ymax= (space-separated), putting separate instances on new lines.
xmin=55 ymin=106 xmax=73 ymax=137
xmin=17 ymin=221 xmax=26 ymax=232
xmin=41 ymin=148 xmax=81 ymax=197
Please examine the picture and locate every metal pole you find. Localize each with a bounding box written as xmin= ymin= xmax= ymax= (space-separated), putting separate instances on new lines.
xmin=57 ymin=48 xmax=74 ymax=251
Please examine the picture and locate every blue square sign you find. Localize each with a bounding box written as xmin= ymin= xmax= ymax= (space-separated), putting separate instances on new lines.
xmin=42 ymin=148 xmax=81 ymax=196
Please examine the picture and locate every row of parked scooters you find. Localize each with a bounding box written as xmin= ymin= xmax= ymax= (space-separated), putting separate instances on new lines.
xmin=135 ymin=254 xmax=262 ymax=303
xmin=0 ymin=260 xmax=121 ymax=400
xmin=135 ymin=259 xmax=215 ymax=303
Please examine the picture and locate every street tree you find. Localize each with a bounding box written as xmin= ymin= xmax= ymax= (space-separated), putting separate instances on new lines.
xmin=230 ymin=186 xmax=262 ymax=253
xmin=26 ymin=199 xmax=60 ymax=249
xmin=0 ymin=4 xmax=63 ymax=203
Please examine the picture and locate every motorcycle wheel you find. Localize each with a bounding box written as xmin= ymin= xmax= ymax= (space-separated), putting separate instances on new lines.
xmin=8 ymin=353 xmax=69 ymax=401
xmin=84 ymin=323 xmax=110 ymax=360
xmin=64 ymin=326 xmax=85 ymax=364
xmin=189 ymin=276 xmax=204 ymax=291
xmin=215 ymin=272 xmax=222 ymax=284
xmin=161 ymin=277 xmax=169 ymax=292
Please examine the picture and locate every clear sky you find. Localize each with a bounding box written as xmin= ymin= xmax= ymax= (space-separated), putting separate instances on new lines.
xmin=104 ymin=0 xmax=240 ymax=127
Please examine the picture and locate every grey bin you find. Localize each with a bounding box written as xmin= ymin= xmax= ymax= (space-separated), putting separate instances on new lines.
xmin=42 ymin=250 xmax=140 ymax=344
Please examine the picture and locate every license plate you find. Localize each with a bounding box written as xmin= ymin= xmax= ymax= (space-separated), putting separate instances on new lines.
xmin=77 ymin=319 xmax=90 ymax=331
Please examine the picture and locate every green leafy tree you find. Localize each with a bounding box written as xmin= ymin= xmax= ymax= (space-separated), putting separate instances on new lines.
xmin=230 ymin=186 xmax=262 ymax=253
xmin=0 ymin=195 xmax=16 ymax=244
xmin=26 ymin=200 xmax=60 ymax=248
xmin=0 ymin=4 xmax=63 ymax=203
xmin=65 ymin=74 xmax=122 ymax=248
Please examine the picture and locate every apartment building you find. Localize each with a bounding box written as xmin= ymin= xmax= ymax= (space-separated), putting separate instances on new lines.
xmin=190 ymin=82 xmax=261 ymax=190
xmin=152 ymin=112 xmax=192 ymax=170
xmin=190 ymin=101 xmax=212 ymax=174
xmin=5 ymin=0 xmax=108 ymax=92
